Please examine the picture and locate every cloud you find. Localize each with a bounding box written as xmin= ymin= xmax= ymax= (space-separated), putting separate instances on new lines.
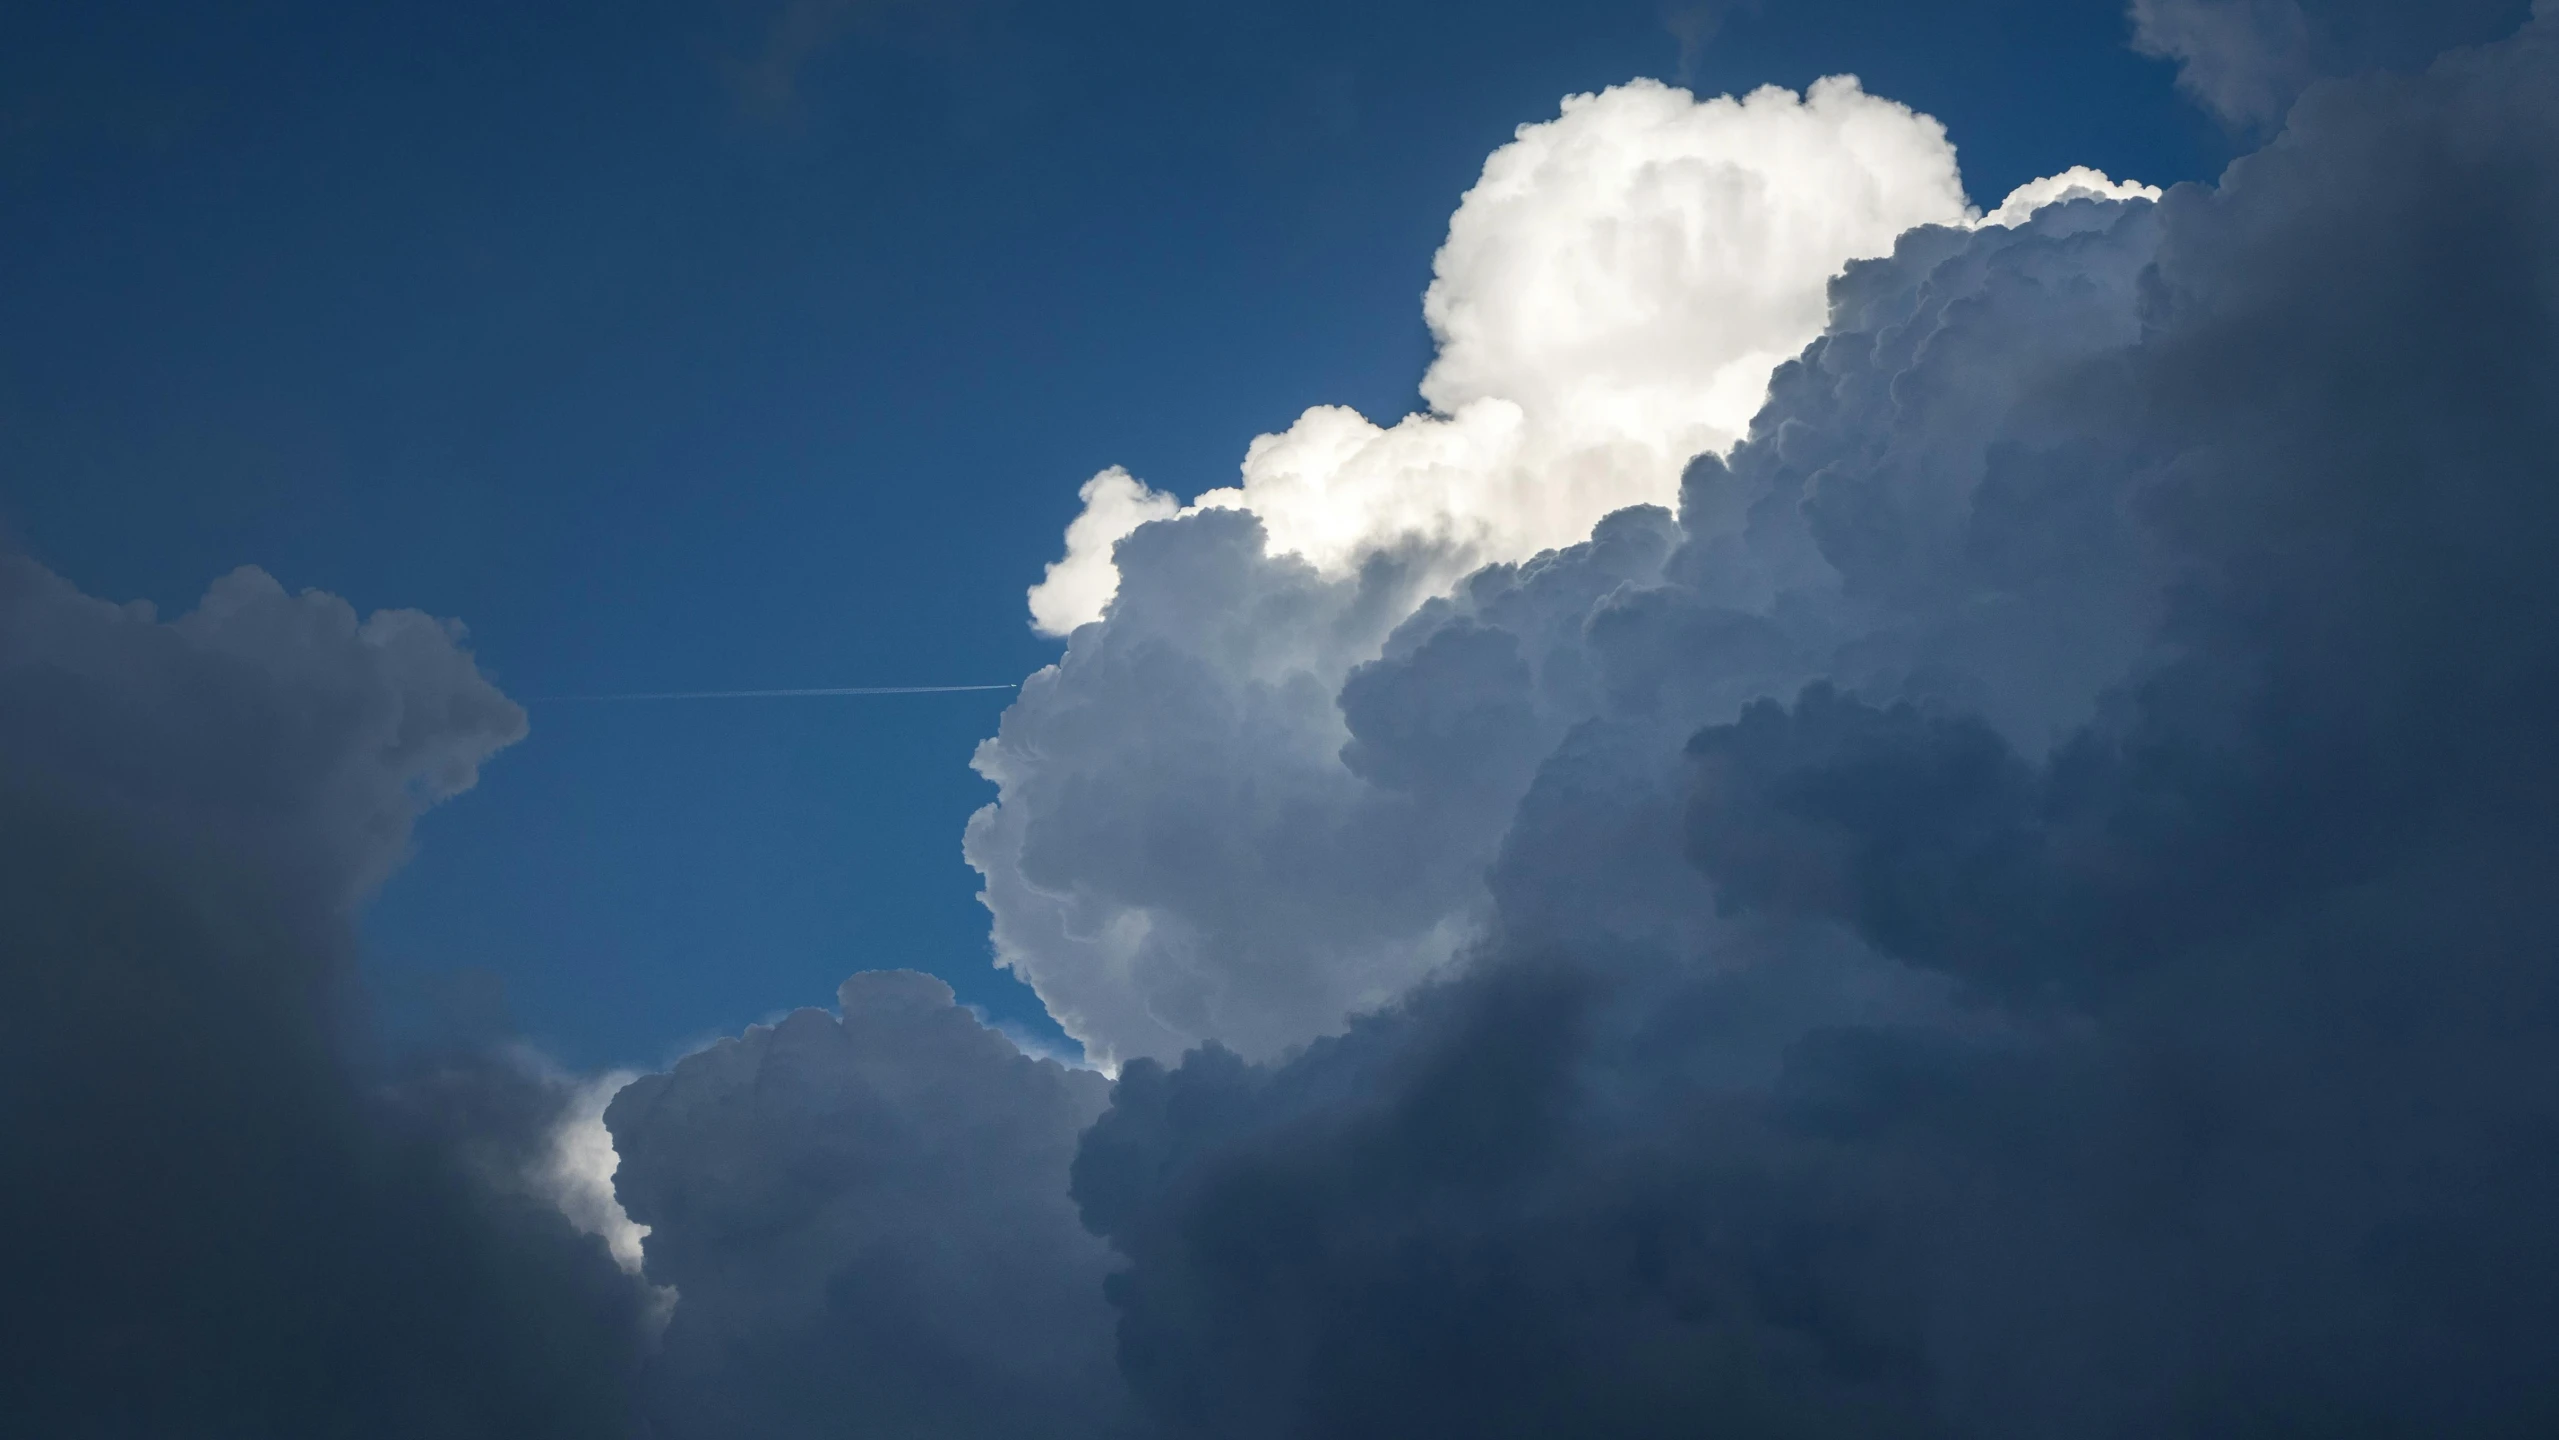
xmin=1068 ymin=9 xmax=2559 ymax=1435
xmin=1976 ymin=165 xmax=2162 ymax=226
xmin=2129 ymin=0 xmax=2320 ymax=128
xmin=976 ymin=506 xmax=1585 ymax=1069
xmin=2128 ymin=0 xmax=2535 ymax=130
xmin=533 ymin=1067 xmax=659 ymax=1278
xmin=0 ymin=556 xmax=649 ymax=1434
xmin=1028 ymin=465 xmax=1183 ymax=637
xmin=604 ymin=970 xmax=1127 ymax=1439
xmin=1660 ymin=2 xmax=1763 ymax=83
xmin=986 ymin=71 xmax=2159 ymax=1070
xmin=0 ymin=561 xmax=527 ymax=907
xmin=1025 ymin=75 xmax=1976 ymax=638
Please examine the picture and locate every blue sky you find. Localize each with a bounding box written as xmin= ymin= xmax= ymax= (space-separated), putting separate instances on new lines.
xmin=2 ymin=0 xmax=2233 ymax=1069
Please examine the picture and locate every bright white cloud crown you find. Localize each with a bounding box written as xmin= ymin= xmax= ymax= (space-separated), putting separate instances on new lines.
xmin=1024 ymin=75 xmax=2153 ymax=638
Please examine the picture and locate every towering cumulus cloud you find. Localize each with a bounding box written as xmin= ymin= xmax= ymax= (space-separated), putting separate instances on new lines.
xmin=977 ymin=73 xmax=2152 ymax=1069
xmin=0 ymin=560 xmax=648 ymax=1434
xmin=1066 ymin=11 xmax=2559 ymax=1436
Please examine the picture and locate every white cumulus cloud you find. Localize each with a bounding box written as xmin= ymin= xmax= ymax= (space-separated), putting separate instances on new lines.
xmin=1025 ymin=75 xmax=1980 ymax=635
xmin=1026 ymin=467 xmax=1182 ymax=640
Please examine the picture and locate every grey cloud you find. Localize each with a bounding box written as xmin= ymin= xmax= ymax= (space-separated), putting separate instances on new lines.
xmin=605 ymin=969 xmax=1128 ymax=1439
xmin=0 ymin=559 xmax=527 ymax=908
xmin=0 ymin=556 xmax=648 ymax=1435
xmin=968 ymin=510 xmax=1503 ymax=1067
xmin=2129 ymin=0 xmax=2319 ymax=128
xmin=2129 ymin=0 xmax=2532 ymax=130
xmin=1073 ymin=10 xmax=2559 ymax=1436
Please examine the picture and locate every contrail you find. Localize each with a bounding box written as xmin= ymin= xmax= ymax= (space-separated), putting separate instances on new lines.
xmin=528 ymin=684 xmax=1019 ymax=702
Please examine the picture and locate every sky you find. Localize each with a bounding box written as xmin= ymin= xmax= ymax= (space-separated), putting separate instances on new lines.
xmin=0 ymin=0 xmax=2232 ymax=1068
xmin=9 ymin=2 xmax=2559 ymax=1435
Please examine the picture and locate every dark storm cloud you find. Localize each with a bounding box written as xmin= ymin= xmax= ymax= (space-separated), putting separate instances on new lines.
xmin=1072 ymin=11 xmax=2559 ymax=1437
xmin=0 ymin=559 xmax=650 ymax=1434
xmin=604 ymin=970 xmax=1129 ymax=1439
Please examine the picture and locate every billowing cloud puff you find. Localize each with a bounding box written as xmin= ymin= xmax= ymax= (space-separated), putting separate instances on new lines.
xmin=1975 ymin=164 xmax=2161 ymax=226
xmin=605 ymin=971 xmax=1126 ymax=1439
xmin=1025 ymin=75 xmax=1983 ymax=637
xmin=1073 ymin=11 xmax=2559 ymax=1436
xmin=0 ymin=560 xmax=528 ymax=908
xmin=978 ymin=514 xmax=1473 ymax=1067
xmin=0 ymin=556 xmax=648 ymax=1434
xmin=979 ymin=72 xmax=2160 ymax=1068
xmin=1029 ymin=466 xmax=1185 ymax=644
